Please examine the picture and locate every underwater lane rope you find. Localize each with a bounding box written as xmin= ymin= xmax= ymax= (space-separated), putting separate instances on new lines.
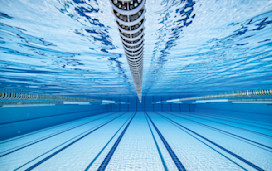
xmin=0 ymin=91 xmax=101 ymax=102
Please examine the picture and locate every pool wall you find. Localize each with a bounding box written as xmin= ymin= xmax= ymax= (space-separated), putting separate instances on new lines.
xmin=109 ymin=96 xmax=193 ymax=112
xmin=109 ymin=96 xmax=272 ymax=123
xmin=0 ymin=104 xmax=109 ymax=140
xmin=194 ymin=103 xmax=272 ymax=124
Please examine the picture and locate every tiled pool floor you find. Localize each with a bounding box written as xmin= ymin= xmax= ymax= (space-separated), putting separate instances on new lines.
xmin=0 ymin=112 xmax=271 ymax=170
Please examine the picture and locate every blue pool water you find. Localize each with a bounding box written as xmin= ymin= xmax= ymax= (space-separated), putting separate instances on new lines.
xmin=0 ymin=0 xmax=272 ymax=170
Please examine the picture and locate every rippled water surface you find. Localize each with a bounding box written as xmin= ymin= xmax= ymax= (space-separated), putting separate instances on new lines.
xmin=0 ymin=0 xmax=272 ymax=98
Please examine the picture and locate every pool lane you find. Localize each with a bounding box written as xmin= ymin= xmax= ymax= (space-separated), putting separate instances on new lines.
xmin=166 ymin=112 xmax=272 ymax=152
xmin=158 ymin=112 xmax=271 ymax=170
xmin=0 ymin=113 xmax=114 ymax=157
xmin=105 ymin=112 xmax=169 ymax=171
xmin=180 ymin=112 xmax=272 ymax=137
xmin=148 ymin=112 xmax=250 ymax=171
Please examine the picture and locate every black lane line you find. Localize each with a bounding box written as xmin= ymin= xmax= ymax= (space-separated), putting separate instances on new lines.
xmin=97 ymin=113 xmax=136 ymax=171
xmin=165 ymin=114 xmax=247 ymax=171
xmin=23 ymin=113 xmax=125 ymax=171
xmin=159 ymin=113 xmax=265 ymax=171
xmin=146 ymin=112 xmax=186 ymax=171
xmin=189 ymin=112 xmax=272 ymax=131
xmin=0 ymin=113 xmax=113 ymax=157
xmin=0 ymin=112 xmax=114 ymax=145
xmin=0 ymin=108 xmax=104 ymax=126
xmin=145 ymin=114 xmax=168 ymax=171
xmin=168 ymin=112 xmax=272 ymax=152
xmin=181 ymin=112 xmax=272 ymax=137
xmin=84 ymin=114 xmax=132 ymax=171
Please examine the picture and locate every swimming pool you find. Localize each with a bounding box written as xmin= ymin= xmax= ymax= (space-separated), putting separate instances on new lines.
xmin=0 ymin=0 xmax=272 ymax=170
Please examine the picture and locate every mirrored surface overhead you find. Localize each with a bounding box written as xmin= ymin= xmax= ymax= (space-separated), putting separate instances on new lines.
xmin=0 ymin=0 xmax=272 ymax=98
